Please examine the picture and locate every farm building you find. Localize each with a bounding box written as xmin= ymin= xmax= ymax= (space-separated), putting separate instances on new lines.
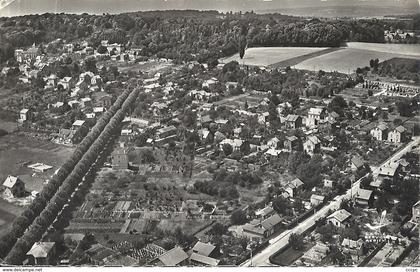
xmin=26 ymin=242 xmax=56 ymax=265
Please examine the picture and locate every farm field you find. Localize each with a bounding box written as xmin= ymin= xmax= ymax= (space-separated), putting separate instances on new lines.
xmin=294 ymin=48 xmax=420 ymax=74
xmin=0 ymin=134 xmax=74 ymax=193
xmin=221 ymin=47 xmax=329 ymax=67
xmin=346 ymin=42 xmax=420 ymax=56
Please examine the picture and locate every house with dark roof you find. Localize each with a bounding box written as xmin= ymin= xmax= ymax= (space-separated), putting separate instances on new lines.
xmin=304 ymin=136 xmax=321 ymax=156
xmin=26 ymin=242 xmax=56 ymax=265
xmin=284 ymin=136 xmax=300 ymax=151
xmin=243 ymin=213 xmax=282 ymax=239
xmin=306 ymin=107 xmax=327 ymax=128
xmin=2 ymin=175 xmax=25 ymax=198
xmin=371 ymin=124 xmax=388 ymax=141
xmin=285 ymin=178 xmax=304 ymax=198
xmin=327 ymin=209 xmax=352 ymax=228
xmin=284 ymin=115 xmax=302 ymax=129
xmin=388 ymin=126 xmax=410 ymax=143
xmin=355 ymin=188 xmax=374 ymax=207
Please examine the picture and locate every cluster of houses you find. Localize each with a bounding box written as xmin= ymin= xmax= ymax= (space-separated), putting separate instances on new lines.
xmin=384 ymin=29 xmax=416 ymax=43
xmin=156 ymin=241 xmax=220 ymax=266
xmin=370 ymin=123 xmax=410 ymax=143
xmin=359 ymin=80 xmax=420 ymax=98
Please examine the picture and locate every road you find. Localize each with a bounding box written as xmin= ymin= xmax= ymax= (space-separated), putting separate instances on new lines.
xmin=242 ymin=137 xmax=420 ymax=267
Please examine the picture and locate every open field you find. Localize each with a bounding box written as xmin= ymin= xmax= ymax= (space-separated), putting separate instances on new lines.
xmin=294 ymin=43 xmax=420 ymax=74
xmin=0 ymin=198 xmax=25 ymax=233
xmin=0 ymin=134 xmax=74 ymax=192
xmin=221 ymin=47 xmax=329 ymax=67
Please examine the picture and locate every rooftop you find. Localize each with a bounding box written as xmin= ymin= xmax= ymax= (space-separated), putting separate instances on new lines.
xmin=158 ymin=247 xmax=188 ymax=266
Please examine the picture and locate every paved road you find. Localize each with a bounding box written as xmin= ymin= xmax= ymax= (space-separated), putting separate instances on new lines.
xmin=242 ymin=137 xmax=420 ymax=267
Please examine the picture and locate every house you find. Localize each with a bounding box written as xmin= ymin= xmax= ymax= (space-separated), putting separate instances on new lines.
xmin=157 ymin=247 xmax=189 ymax=266
xmin=341 ymin=238 xmax=364 ymax=258
xmin=2 ymin=175 xmax=25 ymax=198
xmin=219 ymin=139 xmax=243 ymax=152
xmin=388 ymin=126 xmax=410 ymax=143
xmin=285 ymin=178 xmax=304 ymax=198
xmin=327 ymin=111 xmax=340 ymax=123
xmin=157 ymin=125 xmax=177 ymax=139
xmin=57 ymin=129 xmax=77 ymax=145
xmin=310 ymin=194 xmax=325 ymax=206
xmin=371 ymin=124 xmax=388 ymax=141
xmin=303 ymin=136 xmax=321 ymax=156
xmin=327 ymin=209 xmax=352 ymax=228
xmin=351 ymin=156 xmax=365 ymax=171
xmin=267 ymin=137 xmax=280 ymax=149
xmin=255 ymin=206 xmax=275 ymax=219
xmin=26 ymin=242 xmax=56 ymax=265
xmin=410 ymin=200 xmax=420 ymax=224
xmin=284 ymin=136 xmax=300 ymax=151
xmin=191 ymin=242 xmax=217 ymax=257
xmin=355 ymin=188 xmax=374 ymax=207
xmin=306 ymin=107 xmax=327 ymax=127
xmin=189 ymin=253 xmax=220 ymax=266
xmin=284 ymin=115 xmax=302 ymax=129
xmin=80 ymin=97 xmax=92 ymax=108
xmin=111 ymin=147 xmax=129 ymax=170
xmin=301 ymin=242 xmax=329 ymax=265
xmin=324 ymin=179 xmax=335 ymax=188
xmin=19 ymin=109 xmax=30 ymax=122
xmin=242 ymin=213 xmax=282 ymax=239
xmin=377 ymin=163 xmax=401 ymax=181
xmin=72 ymin=120 xmax=86 ymax=130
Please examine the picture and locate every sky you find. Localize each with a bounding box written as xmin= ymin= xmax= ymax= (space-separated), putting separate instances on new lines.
xmin=0 ymin=0 xmax=419 ymax=17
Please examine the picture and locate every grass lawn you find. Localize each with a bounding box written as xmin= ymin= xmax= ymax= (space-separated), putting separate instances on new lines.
xmin=0 ymin=134 xmax=74 ymax=192
xmin=0 ymin=198 xmax=25 ymax=233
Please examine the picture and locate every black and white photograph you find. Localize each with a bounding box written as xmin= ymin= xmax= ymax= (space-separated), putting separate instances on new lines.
xmin=0 ymin=0 xmax=419 ymax=269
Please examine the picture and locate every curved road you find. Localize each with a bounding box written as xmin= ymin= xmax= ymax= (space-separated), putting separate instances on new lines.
xmin=242 ymin=137 xmax=420 ymax=267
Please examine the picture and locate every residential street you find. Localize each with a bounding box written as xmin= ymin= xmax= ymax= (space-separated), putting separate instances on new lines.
xmin=241 ymin=137 xmax=420 ymax=267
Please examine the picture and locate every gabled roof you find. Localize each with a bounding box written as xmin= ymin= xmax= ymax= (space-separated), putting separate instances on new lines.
xmin=356 ymin=188 xmax=373 ymax=201
xmin=261 ymin=214 xmax=282 ymax=230
xmin=341 ymin=238 xmax=363 ymax=249
xmin=377 ymin=124 xmax=388 ymax=131
xmin=311 ymin=194 xmax=325 ymax=201
xmin=286 ymin=136 xmax=298 ymax=142
xmin=3 ymin=176 xmax=22 ymax=188
xmin=308 ymin=107 xmax=325 ymax=116
xmin=377 ymin=164 xmax=399 ymax=177
xmin=351 ymin=156 xmax=364 ymax=169
xmin=27 ymin=242 xmax=55 ymax=258
xmin=327 ymin=209 xmax=351 ymax=223
xmin=394 ymin=126 xmax=407 ymax=133
xmin=72 ymin=120 xmax=85 ymax=127
xmin=189 ymin=253 xmax=220 ymax=266
xmin=192 ymin=242 xmax=216 ymax=257
xmin=20 ymin=109 xmax=29 ymax=114
xmin=285 ymin=115 xmax=300 ymax=122
xmin=306 ymin=136 xmax=321 ymax=145
xmin=289 ymin=178 xmax=304 ymax=189
xmin=255 ymin=206 xmax=274 ymax=217
xmin=158 ymin=247 xmax=188 ymax=266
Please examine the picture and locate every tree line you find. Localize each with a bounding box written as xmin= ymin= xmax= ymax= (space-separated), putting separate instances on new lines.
xmin=0 ymin=88 xmax=136 ymax=263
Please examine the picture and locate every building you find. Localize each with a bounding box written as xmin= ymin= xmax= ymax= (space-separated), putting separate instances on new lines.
xmin=157 ymin=247 xmax=189 ymax=266
xmin=284 ymin=115 xmax=302 ymax=129
xmin=157 ymin=125 xmax=178 ymax=139
xmin=377 ymin=163 xmax=401 ymax=181
xmin=26 ymin=242 xmax=56 ymax=265
xmin=324 ymin=179 xmax=335 ymax=188
xmin=303 ymin=136 xmax=321 ymax=156
xmin=410 ymin=200 xmax=420 ymax=224
xmin=301 ymin=242 xmax=329 ymax=266
xmin=327 ymin=209 xmax=352 ymax=228
xmin=341 ymin=238 xmax=364 ymax=259
xmin=111 ymin=147 xmax=129 ymax=170
xmin=306 ymin=107 xmax=326 ymax=128
xmin=371 ymin=124 xmax=388 ymax=141
xmin=255 ymin=206 xmax=275 ymax=219
xmin=2 ymin=175 xmax=25 ymax=198
xmin=242 ymin=214 xmax=282 ymax=239
xmin=284 ymin=136 xmax=300 ymax=151
xmin=310 ymin=194 xmax=325 ymax=206
xmin=355 ymin=188 xmax=374 ymax=207
xmin=15 ymin=44 xmax=41 ymax=63
xmin=191 ymin=242 xmax=217 ymax=257
xmin=189 ymin=253 xmax=220 ymax=266
xmin=388 ymin=126 xmax=410 ymax=143
xmin=19 ymin=109 xmax=30 ymax=122
xmin=351 ymin=156 xmax=365 ymax=171
xmin=285 ymin=178 xmax=304 ymax=198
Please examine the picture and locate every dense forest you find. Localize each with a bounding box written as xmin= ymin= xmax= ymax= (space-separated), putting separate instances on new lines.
xmin=0 ymin=10 xmax=418 ymax=64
